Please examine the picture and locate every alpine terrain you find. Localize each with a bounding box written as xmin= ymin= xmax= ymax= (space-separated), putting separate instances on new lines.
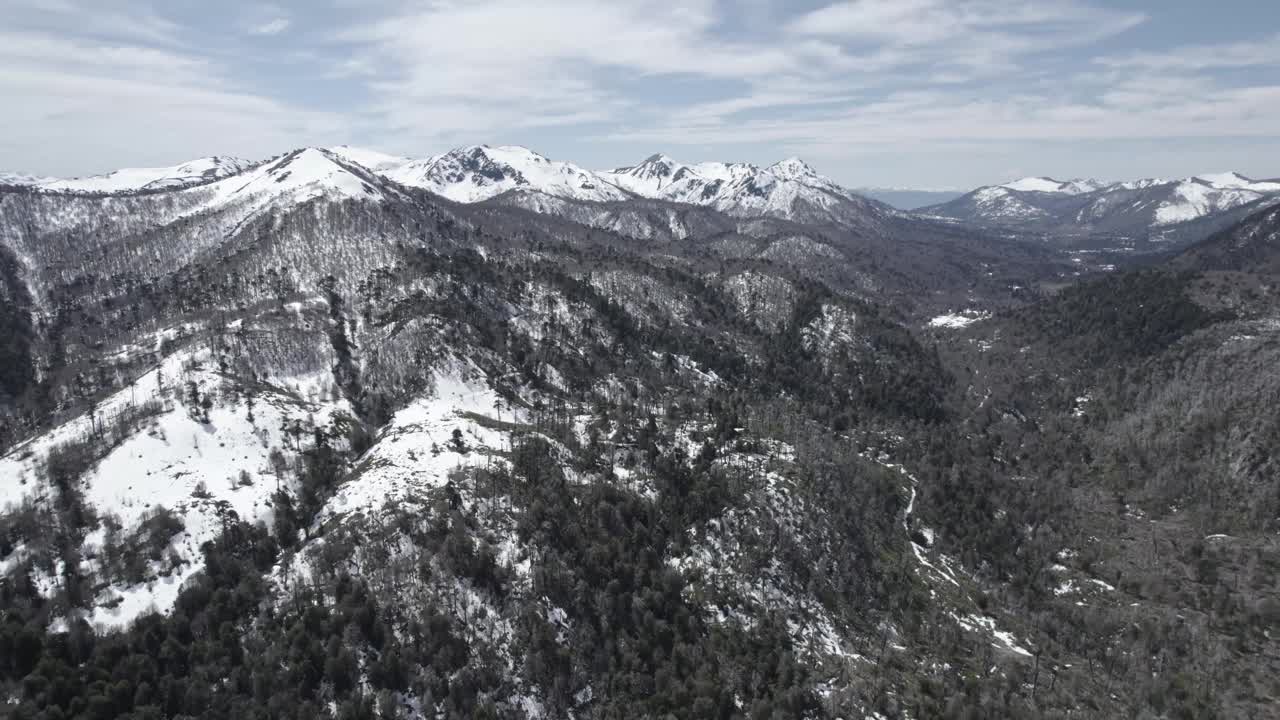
xmin=923 ymin=172 xmax=1280 ymax=253
xmin=1 ymin=144 xmax=1277 ymax=720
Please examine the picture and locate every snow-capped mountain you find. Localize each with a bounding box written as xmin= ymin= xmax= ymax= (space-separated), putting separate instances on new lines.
xmin=1000 ymin=177 xmax=1109 ymax=195
xmin=0 ymin=147 xmax=409 ymax=298
xmin=600 ymin=153 xmax=892 ymax=228
xmin=597 ymin=153 xmax=700 ymax=195
xmin=923 ymin=171 xmax=1280 ymax=239
xmin=196 ymin=147 xmax=399 ymax=210
xmin=1194 ymin=171 xmax=1280 ymax=192
xmin=0 ymin=171 xmax=56 ymax=187
xmin=1147 ymin=176 xmax=1278 ymax=225
xmin=8 ymin=145 xmax=892 ymax=229
xmin=384 ymin=145 xmax=629 ymax=203
xmin=33 ymin=156 xmax=252 ymax=194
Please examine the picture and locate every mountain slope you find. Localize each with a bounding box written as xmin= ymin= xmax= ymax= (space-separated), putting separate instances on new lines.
xmin=0 ymin=147 xmax=420 ymax=313
xmin=2 ymin=144 xmax=1273 ymax=718
xmin=0 ymin=178 xmax=1062 ymax=717
xmin=1173 ymin=202 xmax=1280 ymax=276
xmin=922 ymin=203 xmax=1280 ymax=719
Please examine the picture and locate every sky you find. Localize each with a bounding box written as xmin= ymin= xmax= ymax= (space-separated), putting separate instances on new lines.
xmin=2 ymin=0 xmax=1278 ymax=189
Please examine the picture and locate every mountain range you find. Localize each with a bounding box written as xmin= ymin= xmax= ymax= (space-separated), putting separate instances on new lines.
xmin=2 ymin=138 xmax=1280 ymax=718
xmin=922 ymin=171 xmax=1280 ymax=243
xmin=11 ymin=146 xmax=1277 ymax=249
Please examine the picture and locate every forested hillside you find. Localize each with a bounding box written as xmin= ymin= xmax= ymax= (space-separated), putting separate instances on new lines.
xmin=1 ymin=157 xmax=1276 ymax=719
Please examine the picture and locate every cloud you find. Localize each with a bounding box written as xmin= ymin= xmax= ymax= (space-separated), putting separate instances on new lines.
xmin=0 ymin=4 xmax=347 ymax=175
xmin=249 ymin=17 xmax=292 ymax=36
xmin=788 ymin=0 xmax=1144 ymax=43
xmin=2 ymin=0 xmax=184 ymax=46
xmin=332 ymin=0 xmax=849 ymax=148
xmin=1 ymin=0 xmax=1276 ymax=187
xmin=1097 ymin=33 xmax=1280 ymax=71
xmin=600 ymin=82 xmax=1280 ymax=151
xmin=785 ymin=0 xmax=1146 ymax=79
xmin=330 ymin=0 xmax=1160 ymax=155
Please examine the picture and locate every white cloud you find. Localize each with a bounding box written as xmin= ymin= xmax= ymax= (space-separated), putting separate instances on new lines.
xmin=334 ymin=0 xmax=847 ymax=149
xmin=0 ymin=7 xmax=347 ymax=175
xmin=0 ymin=0 xmax=1276 ymax=187
xmin=785 ymin=0 xmax=1145 ymax=79
xmin=249 ymin=17 xmax=292 ymax=36
xmin=601 ymin=82 xmax=1280 ymax=151
xmin=788 ymin=0 xmax=1144 ymax=48
xmin=2 ymin=0 xmax=184 ymax=46
xmin=330 ymin=0 xmax=1160 ymax=155
xmin=1097 ymin=33 xmax=1280 ymax=71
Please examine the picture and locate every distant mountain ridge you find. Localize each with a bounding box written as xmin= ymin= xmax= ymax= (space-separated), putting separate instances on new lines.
xmin=9 ymin=147 xmax=1274 ymax=244
xmin=854 ymin=187 xmax=965 ymax=210
xmin=15 ymin=156 xmax=253 ymax=193
xmin=382 ymin=144 xmax=629 ymax=204
xmin=924 ymin=171 xmax=1280 ymax=239
xmin=4 ymin=145 xmax=896 ymax=230
xmin=597 ymin=153 xmax=894 ymax=228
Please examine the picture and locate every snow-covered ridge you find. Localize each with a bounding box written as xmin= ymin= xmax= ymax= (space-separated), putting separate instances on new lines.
xmin=1147 ymin=173 xmax=1280 ymax=227
xmin=1001 ymin=177 xmax=1106 ymax=195
xmin=929 ymin=169 xmax=1280 ymax=232
xmin=330 ymin=144 xmax=885 ymax=224
xmin=1194 ymin=171 xmax=1280 ymax=192
xmin=0 ymin=171 xmax=57 ymax=187
xmin=200 ymin=147 xmax=395 ymax=206
xmin=3 ymin=144 xmax=888 ymax=225
xmin=384 ymin=145 xmax=629 ymax=203
xmin=33 ymin=156 xmax=253 ymax=194
xmin=601 ymin=153 xmax=697 ymax=196
xmin=598 ymin=152 xmax=886 ymax=224
xmin=995 ymin=171 xmax=1279 ymax=199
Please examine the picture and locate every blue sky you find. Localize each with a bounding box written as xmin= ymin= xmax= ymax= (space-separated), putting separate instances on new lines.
xmin=2 ymin=0 xmax=1278 ymax=189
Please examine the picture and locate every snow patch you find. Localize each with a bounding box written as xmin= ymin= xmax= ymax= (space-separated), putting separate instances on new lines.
xmin=928 ymin=310 xmax=990 ymax=329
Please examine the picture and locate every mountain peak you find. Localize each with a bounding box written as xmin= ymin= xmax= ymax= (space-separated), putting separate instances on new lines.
xmin=1000 ymin=177 xmax=1070 ymax=193
xmin=999 ymin=176 xmax=1107 ymax=195
xmin=768 ymin=157 xmax=817 ymax=178
xmin=476 ymin=145 xmax=553 ymax=165
xmin=628 ymin=154 xmax=684 ymax=178
xmin=641 ymin=153 xmax=676 ymax=165
xmin=600 ymin=154 xmax=694 ymax=194
xmin=215 ymin=147 xmax=391 ymax=204
xmin=1195 ymin=171 xmax=1254 ymax=189
xmin=386 ymin=144 xmax=626 ymax=203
